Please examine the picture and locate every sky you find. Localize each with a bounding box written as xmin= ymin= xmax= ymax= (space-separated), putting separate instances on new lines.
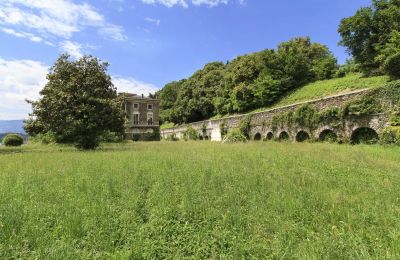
xmin=0 ymin=0 xmax=372 ymax=120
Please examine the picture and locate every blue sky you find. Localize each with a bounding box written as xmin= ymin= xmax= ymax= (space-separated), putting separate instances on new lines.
xmin=0 ymin=0 xmax=371 ymax=120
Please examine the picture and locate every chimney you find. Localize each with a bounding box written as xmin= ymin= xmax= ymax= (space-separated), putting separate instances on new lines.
xmin=142 ymin=94 xmax=144 ymax=98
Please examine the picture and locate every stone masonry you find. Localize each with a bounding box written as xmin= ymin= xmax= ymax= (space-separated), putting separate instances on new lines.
xmin=160 ymin=89 xmax=389 ymax=142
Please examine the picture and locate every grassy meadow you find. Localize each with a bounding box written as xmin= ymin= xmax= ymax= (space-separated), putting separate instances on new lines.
xmin=0 ymin=141 xmax=400 ymax=258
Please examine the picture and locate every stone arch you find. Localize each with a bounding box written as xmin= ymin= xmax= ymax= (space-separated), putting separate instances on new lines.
xmin=278 ymin=131 xmax=290 ymax=141
xmin=351 ymin=127 xmax=379 ymax=144
xmin=319 ymin=129 xmax=338 ymax=143
xmin=199 ymin=135 xmax=204 ymax=141
xmin=296 ymin=131 xmax=310 ymax=142
xmin=266 ymin=132 xmax=274 ymax=141
xmin=254 ymin=133 xmax=262 ymax=141
xmin=204 ymin=136 xmax=209 ymax=141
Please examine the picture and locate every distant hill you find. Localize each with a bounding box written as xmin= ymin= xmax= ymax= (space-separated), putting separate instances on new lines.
xmin=0 ymin=120 xmax=27 ymax=143
xmin=0 ymin=120 xmax=25 ymax=134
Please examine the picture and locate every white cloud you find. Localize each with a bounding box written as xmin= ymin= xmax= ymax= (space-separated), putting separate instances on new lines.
xmin=142 ymin=0 xmax=188 ymax=8
xmin=1 ymin=27 xmax=55 ymax=46
xmin=99 ymin=24 xmax=128 ymax=41
xmin=0 ymin=58 xmax=48 ymax=120
xmin=141 ymin=0 xmax=243 ymax=8
xmin=145 ymin=17 xmax=161 ymax=26
xmin=113 ymin=77 xmax=159 ymax=95
xmin=0 ymin=57 xmax=158 ymax=120
xmin=0 ymin=0 xmax=127 ymax=41
xmin=60 ymin=41 xmax=83 ymax=59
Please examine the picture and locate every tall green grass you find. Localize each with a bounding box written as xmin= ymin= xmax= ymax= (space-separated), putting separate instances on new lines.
xmin=0 ymin=142 xmax=399 ymax=258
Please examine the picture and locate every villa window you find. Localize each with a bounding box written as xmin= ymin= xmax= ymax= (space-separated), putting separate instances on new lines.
xmin=147 ymin=104 xmax=153 ymax=110
xmin=133 ymin=113 xmax=139 ymax=125
xmin=133 ymin=103 xmax=139 ymax=109
xmin=147 ymin=112 xmax=153 ymax=125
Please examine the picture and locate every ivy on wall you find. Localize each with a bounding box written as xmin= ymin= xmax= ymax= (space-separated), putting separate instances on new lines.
xmin=269 ymin=82 xmax=400 ymax=132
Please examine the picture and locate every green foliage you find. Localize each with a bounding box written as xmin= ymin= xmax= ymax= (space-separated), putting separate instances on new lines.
xmin=339 ymin=0 xmax=400 ymax=76
xmin=184 ymin=126 xmax=198 ymax=141
xmin=336 ymin=59 xmax=361 ymax=78
xmin=293 ymin=104 xmax=319 ymax=130
xmin=383 ymin=52 xmax=400 ymax=79
xmin=342 ymin=81 xmax=400 ymax=117
xmin=132 ymin=129 xmax=160 ymax=142
xmin=271 ymin=105 xmax=319 ymax=130
xmin=379 ymin=126 xmax=400 ymax=145
xmin=270 ymin=73 xmax=388 ymax=109
xmin=157 ymin=80 xmax=186 ymax=123
xmin=342 ymin=95 xmax=381 ymax=117
xmin=219 ymin=120 xmax=228 ymax=138
xmin=24 ymin=54 xmax=125 ymax=150
xmin=165 ymin=133 xmax=178 ymax=141
xmin=319 ymin=107 xmax=342 ymax=127
xmin=2 ymin=134 xmax=23 ymax=147
xmin=160 ymin=37 xmax=338 ymax=124
xmin=29 ymin=132 xmax=57 ymax=145
xmin=222 ymin=128 xmax=248 ymax=143
xmin=238 ymin=114 xmax=252 ymax=139
xmin=100 ymin=131 xmax=124 ymax=143
xmin=389 ymin=105 xmax=400 ymax=126
xmin=271 ymin=111 xmax=294 ymax=130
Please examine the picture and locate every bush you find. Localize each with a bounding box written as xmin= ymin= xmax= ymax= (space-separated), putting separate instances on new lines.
xmin=383 ymin=52 xmax=400 ymax=79
xmin=222 ymin=129 xmax=247 ymax=143
xmin=132 ymin=129 xmax=161 ymax=142
xmin=184 ymin=126 xmax=198 ymax=141
xmin=3 ymin=134 xmax=24 ymax=147
xmin=294 ymin=104 xmax=319 ymax=130
xmin=165 ymin=134 xmax=179 ymax=141
xmin=239 ymin=114 xmax=252 ymax=139
xmin=219 ymin=121 xmax=228 ymax=138
xmin=29 ymin=132 xmax=57 ymax=145
xmin=100 ymin=131 xmax=124 ymax=143
xmin=380 ymin=126 xmax=400 ymax=145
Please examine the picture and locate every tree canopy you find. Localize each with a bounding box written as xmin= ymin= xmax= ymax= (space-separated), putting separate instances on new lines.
xmin=24 ymin=54 xmax=125 ymax=149
xmin=338 ymin=0 xmax=400 ymax=78
xmin=157 ymin=37 xmax=338 ymax=124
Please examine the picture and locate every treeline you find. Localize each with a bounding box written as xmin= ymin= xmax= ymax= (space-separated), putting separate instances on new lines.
xmin=157 ymin=37 xmax=339 ymax=124
xmin=158 ymin=0 xmax=400 ymax=125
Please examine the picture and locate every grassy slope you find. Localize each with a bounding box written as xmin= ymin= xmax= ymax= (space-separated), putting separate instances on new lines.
xmin=204 ymin=73 xmax=389 ymax=121
xmin=270 ymin=73 xmax=388 ymax=108
xmin=1 ymin=142 xmax=400 ymax=258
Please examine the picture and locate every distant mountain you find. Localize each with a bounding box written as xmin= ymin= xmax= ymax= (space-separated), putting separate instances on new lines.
xmin=0 ymin=120 xmax=25 ymax=134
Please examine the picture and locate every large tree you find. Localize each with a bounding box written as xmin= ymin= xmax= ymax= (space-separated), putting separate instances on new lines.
xmin=25 ymin=54 xmax=125 ymax=149
xmin=338 ymin=0 xmax=400 ymax=77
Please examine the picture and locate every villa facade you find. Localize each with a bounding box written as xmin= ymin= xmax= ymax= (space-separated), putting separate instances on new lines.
xmin=123 ymin=93 xmax=160 ymax=140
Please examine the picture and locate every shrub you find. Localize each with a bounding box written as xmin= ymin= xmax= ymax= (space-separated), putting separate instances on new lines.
xmin=132 ymin=130 xmax=161 ymax=142
xmin=222 ymin=129 xmax=247 ymax=143
xmin=29 ymin=132 xmax=57 ymax=145
xmin=3 ymin=134 xmax=24 ymax=147
xmin=184 ymin=126 xmax=198 ymax=141
xmin=294 ymin=104 xmax=319 ymax=130
xmin=239 ymin=114 xmax=252 ymax=139
xmin=342 ymin=95 xmax=381 ymax=117
xmin=383 ymin=53 xmax=400 ymax=79
xmin=100 ymin=131 xmax=124 ymax=143
xmin=380 ymin=126 xmax=400 ymax=145
xmin=166 ymin=134 xmax=179 ymax=141
xmin=219 ymin=120 xmax=228 ymax=138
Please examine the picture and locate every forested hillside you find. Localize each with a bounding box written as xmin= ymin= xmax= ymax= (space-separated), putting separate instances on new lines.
xmin=157 ymin=37 xmax=339 ymax=125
